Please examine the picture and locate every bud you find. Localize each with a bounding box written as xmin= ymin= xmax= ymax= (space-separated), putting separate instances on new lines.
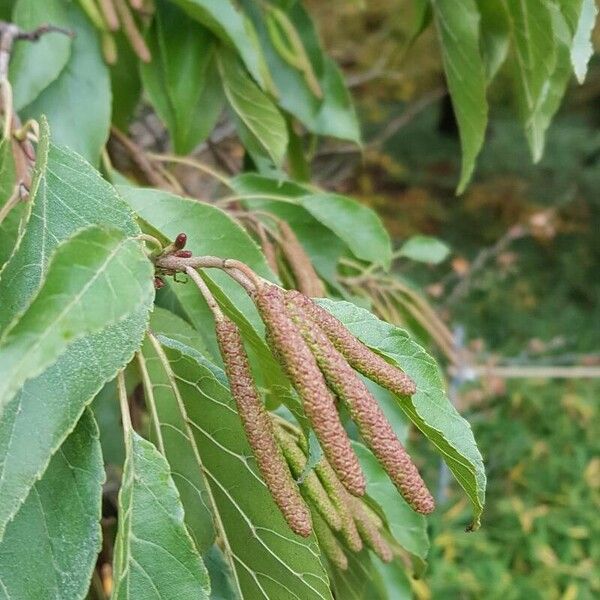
xmin=277 ymin=221 xmax=325 ymax=297
xmin=215 ymin=319 xmax=312 ymax=537
xmin=254 ymin=284 xmax=365 ymax=497
xmin=288 ymin=300 xmax=435 ymax=515
xmin=312 ymin=510 xmax=348 ymax=571
xmin=350 ymin=498 xmax=393 ymax=563
xmin=287 ymin=290 xmax=416 ymax=396
xmin=174 ymin=250 xmax=192 ymax=258
xmin=276 ymin=427 xmax=342 ymax=532
xmin=174 ymin=232 xmax=187 ymax=249
xmin=153 ymin=276 xmax=165 ymax=289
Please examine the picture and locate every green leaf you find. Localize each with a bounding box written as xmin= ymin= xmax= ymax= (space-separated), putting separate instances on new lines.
xmin=9 ymin=0 xmax=72 ymax=110
xmin=204 ymin=545 xmax=237 ymax=600
xmin=432 ymin=0 xmax=488 ymax=193
xmin=112 ymin=430 xmax=210 ymax=599
xmin=353 ymin=442 xmax=429 ymax=559
xmin=217 ymin=47 xmax=288 ymax=167
xmin=0 ymin=409 xmax=103 ymax=599
xmin=110 ymin=33 xmax=143 ymax=129
xmin=0 ymin=225 xmax=153 ymax=416
xmin=477 ymin=0 xmax=511 ymax=80
xmin=155 ymin=339 xmax=334 ymax=599
xmin=0 ymin=139 xmax=24 ymax=268
xmin=141 ymin=1 xmax=223 ymax=154
xmin=20 ymin=2 xmax=110 ymax=164
xmin=139 ymin=324 xmax=216 ymax=553
xmin=329 ymin=549 xmax=388 ymax=600
xmin=0 ymin=119 xmax=153 ymax=539
xmin=168 ymin=0 xmax=271 ymax=89
xmin=242 ymin=1 xmax=360 ymax=143
xmin=502 ymin=0 xmax=557 ymax=161
xmin=316 ymin=299 xmax=486 ymax=530
xmin=570 ymin=0 xmax=597 ymax=83
xmin=399 ymin=235 xmax=450 ymax=264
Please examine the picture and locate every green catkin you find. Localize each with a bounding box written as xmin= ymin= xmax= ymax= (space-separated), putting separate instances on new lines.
xmin=350 ymin=498 xmax=394 ymax=563
xmin=312 ymin=510 xmax=348 ymax=571
xmin=254 ymin=284 xmax=366 ymax=497
xmin=288 ymin=300 xmax=435 ymax=515
xmin=313 ymin=456 xmax=363 ymax=553
xmin=287 ymin=290 xmax=417 ymax=396
xmin=215 ymin=319 xmax=312 ymax=537
xmin=276 ymin=427 xmax=342 ymax=531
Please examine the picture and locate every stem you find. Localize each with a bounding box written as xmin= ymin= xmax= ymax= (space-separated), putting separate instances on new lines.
xmin=148 ymin=153 xmax=232 ymax=189
xmin=185 ymin=267 xmax=224 ymax=320
xmin=0 ymin=183 xmax=21 ymax=226
xmin=117 ymin=370 xmax=132 ymax=435
xmin=136 ymin=351 xmax=166 ymax=455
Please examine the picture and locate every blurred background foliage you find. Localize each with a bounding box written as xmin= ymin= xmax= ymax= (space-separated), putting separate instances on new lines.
xmin=306 ymin=1 xmax=600 ymax=597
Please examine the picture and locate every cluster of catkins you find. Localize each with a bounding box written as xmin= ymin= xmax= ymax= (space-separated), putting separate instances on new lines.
xmin=212 ymin=279 xmax=435 ymax=566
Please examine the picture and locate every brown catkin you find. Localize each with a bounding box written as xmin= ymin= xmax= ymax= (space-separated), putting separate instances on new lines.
xmin=276 ymin=427 xmax=342 ymax=531
xmin=314 ymin=457 xmax=363 ymax=553
xmin=312 ymin=510 xmax=348 ymax=571
xmin=254 ymin=284 xmax=365 ymax=496
xmin=288 ymin=301 xmax=435 ymax=515
xmin=215 ymin=319 xmax=312 ymax=537
xmin=287 ymin=290 xmax=417 ymax=396
xmin=277 ymin=221 xmax=325 ymax=298
xmin=350 ymin=498 xmax=393 ymax=563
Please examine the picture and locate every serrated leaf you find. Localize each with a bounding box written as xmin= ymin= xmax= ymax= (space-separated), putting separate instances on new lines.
xmin=353 ymin=442 xmax=428 ymax=559
xmin=217 ymin=47 xmax=288 ymax=167
xmin=20 ymin=2 xmax=110 ymax=164
xmin=112 ymin=430 xmax=210 ymax=599
xmin=316 ymin=299 xmax=486 ymax=530
xmin=570 ymin=0 xmax=597 ymax=83
xmin=432 ymin=0 xmax=488 ymax=193
xmin=0 ymin=120 xmax=153 ymax=539
xmin=153 ymin=338 xmax=334 ymax=599
xmin=0 ymin=410 xmax=103 ymax=599
xmin=141 ymin=1 xmax=223 ymax=154
xmin=9 ymin=0 xmax=72 ymax=110
xmin=0 ymin=225 xmax=153 ymax=415
xmin=399 ymin=235 xmax=450 ymax=264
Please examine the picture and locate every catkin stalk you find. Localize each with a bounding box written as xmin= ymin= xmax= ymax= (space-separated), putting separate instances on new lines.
xmin=287 ymin=290 xmax=416 ymax=396
xmin=288 ymin=300 xmax=435 ymax=515
xmin=254 ymin=284 xmax=365 ymax=497
xmin=215 ymin=318 xmax=312 ymax=537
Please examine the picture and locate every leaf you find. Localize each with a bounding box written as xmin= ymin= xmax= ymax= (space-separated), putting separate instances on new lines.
xmin=329 ymin=549 xmax=388 ymax=600
xmin=217 ymin=47 xmax=288 ymax=167
xmin=477 ymin=0 xmax=511 ymax=80
xmin=0 ymin=410 xmax=103 ymax=599
xmin=299 ymin=193 xmax=392 ymax=269
xmin=0 ymin=225 xmax=154 ymax=416
xmin=154 ymin=338 xmax=334 ymax=599
xmin=316 ymin=299 xmax=486 ymax=530
xmin=204 ymin=545 xmax=237 ymax=600
xmin=399 ymin=235 xmax=450 ymax=264
xmin=242 ymin=1 xmax=360 ymax=143
xmin=0 ymin=139 xmax=23 ymax=268
xmin=432 ymin=0 xmax=488 ymax=193
xmin=570 ymin=0 xmax=597 ymax=83
xmin=141 ymin=1 xmax=223 ymax=154
xmin=112 ymin=430 xmax=210 ymax=599
xmin=502 ymin=0 xmax=557 ymax=161
xmin=20 ymin=2 xmax=110 ymax=164
xmin=353 ymin=442 xmax=429 ymax=559
xmin=139 ymin=322 xmax=216 ymax=553
xmin=9 ymin=0 xmax=72 ymax=110
xmin=168 ymin=0 xmax=271 ymax=89
xmin=110 ymin=33 xmax=143 ymax=129
xmin=0 ymin=119 xmax=152 ymax=539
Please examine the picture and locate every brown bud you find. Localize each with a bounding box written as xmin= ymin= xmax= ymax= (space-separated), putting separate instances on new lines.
xmin=174 ymin=250 xmax=192 ymax=258
xmin=287 ymin=290 xmax=416 ymax=396
xmin=215 ymin=319 xmax=312 ymax=537
xmin=174 ymin=232 xmax=187 ymax=249
xmin=276 ymin=427 xmax=342 ymax=532
xmin=277 ymin=221 xmax=325 ymax=298
xmin=288 ymin=300 xmax=435 ymax=515
xmin=350 ymin=498 xmax=393 ymax=563
xmin=254 ymin=284 xmax=365 ymax=496
xmin=312 ymin=510 xmax=348 ymax=571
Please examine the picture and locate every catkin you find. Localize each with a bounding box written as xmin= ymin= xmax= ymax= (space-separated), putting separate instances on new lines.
xmin=215 ymin=319 xmax=312 ymax=537
xmin=312 ymin=510 xmax=348 ymax=571
xmin=276 ymin=427 xmax=342 ymax=532
xmin=287 ymin=290 xmax=416 ymax=396
xmin=288 ymin=301 xmax=435 ymax=515
xmin=277 ymin=221 xmax=325 ymax=298
xmin=350 ymin=498 xmax=393 ymax=563
xmin=254 ymin=284 xmax=365 ymax=496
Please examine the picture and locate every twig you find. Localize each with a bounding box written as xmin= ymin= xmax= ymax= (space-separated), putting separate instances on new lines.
xmin=117 ymin=370 xmax=132 ymax=434
xmin=148 ymin=152 xmax=232 ymax=189
xmin=466 ymin=365 xmax=600 ymax=380
xmin=0 ymin=183 xmax=22 ymax=226
xmin=136 ymin=351 xmax=166 ymax=454
xmin=185 ymin=266 xmax=224 ymax=320
xmin=113 ymin=0 xmax=151 ymax=62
